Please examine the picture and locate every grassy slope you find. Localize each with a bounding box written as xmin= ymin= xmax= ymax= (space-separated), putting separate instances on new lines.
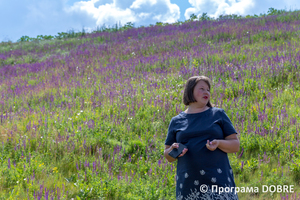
xmin=0 ymin=11 xmax=300 ymax=200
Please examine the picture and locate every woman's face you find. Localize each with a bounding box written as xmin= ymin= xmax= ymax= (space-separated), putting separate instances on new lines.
xmin=193 ymin=80 xmax=210 ymax=106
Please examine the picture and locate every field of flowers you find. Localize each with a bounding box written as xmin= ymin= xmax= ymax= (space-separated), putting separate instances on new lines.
xmin=1 ymin=10 xmax=300 ymax=200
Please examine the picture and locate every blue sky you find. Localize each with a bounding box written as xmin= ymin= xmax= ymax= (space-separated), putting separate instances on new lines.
xmin=1 ymin=0 xmax=300 ymax=42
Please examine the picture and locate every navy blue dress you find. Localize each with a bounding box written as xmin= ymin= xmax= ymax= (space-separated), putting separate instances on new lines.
xmin=165 ymin=107 xmax=239 ymax=200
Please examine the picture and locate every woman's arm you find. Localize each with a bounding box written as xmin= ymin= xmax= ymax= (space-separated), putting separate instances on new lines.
xmin=206 ymin=134 xmax=240 ymax=153
xmin=164 ymin=145 xmax=177 ymax=162
xmin=164 ymin=143 xmax=188 ymax=162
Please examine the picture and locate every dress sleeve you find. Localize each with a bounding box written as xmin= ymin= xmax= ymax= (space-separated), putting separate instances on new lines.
xmin=220 ymin=109 xmax=237 ymax=137
xmin=164 ymin=118 xmax=176 ymax=146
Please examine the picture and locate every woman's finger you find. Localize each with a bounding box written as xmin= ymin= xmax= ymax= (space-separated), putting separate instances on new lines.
xmin=171 ymin=143 xmax=179 ymax=149
xmin=207 ymin=140 xmax=211 ymax=146
xmin=178 ymin=148 xmax=188 ymax=157
xmin=206 ymin=143 xmax=214 ymax=151
xmin=206 ymin=140 xmax=210 ymax=147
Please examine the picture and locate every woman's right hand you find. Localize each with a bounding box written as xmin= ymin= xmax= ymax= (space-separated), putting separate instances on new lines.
xmin=164 ymin=143 xmax=188 ymax=162
xmin=170 ymin=143 xmax=188 ymax=157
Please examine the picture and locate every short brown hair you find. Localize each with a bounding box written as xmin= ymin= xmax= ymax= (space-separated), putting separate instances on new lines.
xmin=182 ymin=76 xmax=213 ymax=107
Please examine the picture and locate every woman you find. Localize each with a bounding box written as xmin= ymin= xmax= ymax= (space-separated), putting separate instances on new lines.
xmin=164 ymin=76 xmax=240 ymax=200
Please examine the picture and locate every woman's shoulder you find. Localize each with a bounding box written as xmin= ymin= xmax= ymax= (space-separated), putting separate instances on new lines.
xmin=209 ymin=107 xmax=230 ymax=118
xmin=210 ymin=107 xmax=233 ymax=121
xmin=171 ymin=112 xmax=186 ymax=120
xmin=209 ymin=107 xmax=224 ymax=113
xmin=168 ymin=112 xmax=187 ymax=124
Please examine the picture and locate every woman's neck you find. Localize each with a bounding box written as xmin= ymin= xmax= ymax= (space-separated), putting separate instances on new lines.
xmin=185 ymin=105 xmax=209 ymax=114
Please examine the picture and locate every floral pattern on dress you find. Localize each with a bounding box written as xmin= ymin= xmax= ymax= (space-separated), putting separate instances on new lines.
xmin=178 ymin=185 xmax=239 ymax=200
xmin=177 ymin=192 xmax=184 ymax=200
xmin=199 ymin=187 xmax=239 ymax=200
xmin=185 ymin=188 xmax=201 ymax=200
xmin=185 ymin=172 xmax=189 ymax=178
xmin=211 ymin=177 xmax=217 ymax=183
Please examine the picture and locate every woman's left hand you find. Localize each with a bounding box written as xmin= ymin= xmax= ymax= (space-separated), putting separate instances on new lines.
xmin=206 ymin=140 xmax=219 ymax=151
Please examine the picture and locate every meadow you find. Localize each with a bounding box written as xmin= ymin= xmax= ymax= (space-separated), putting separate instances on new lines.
xmin=0 ymin=9 xmax=300 ymax=200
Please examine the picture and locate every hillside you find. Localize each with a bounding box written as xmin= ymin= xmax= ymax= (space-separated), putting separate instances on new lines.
xmin=1 ymin=10 xmax=300 ymax=199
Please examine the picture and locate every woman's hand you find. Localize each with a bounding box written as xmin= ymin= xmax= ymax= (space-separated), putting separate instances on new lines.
xmin=164 ymin=143 xmax=188 ymax=162
xmin=171 ymin=143 xmax=188 ymax=157
xmin=206 ymin=140 xmax=219 ymax=151
xmin=206 ymin=134 xmax=240 ymax=153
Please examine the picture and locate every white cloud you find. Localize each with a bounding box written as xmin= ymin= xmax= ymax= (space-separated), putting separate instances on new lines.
xmin=184 ymin=0 xmax=300 ymax=19
xmin=246 ymin=0 xmax=300 ymax=16
xmin=130 ymin=0 xmax=180 ymax=23
xmin=69 ymin=0 xmax=136 ymax=26
xmin=69 ymin=0 xmax=180 ymax=27
xmin=185 ymin=0 xmax=255 ymax=19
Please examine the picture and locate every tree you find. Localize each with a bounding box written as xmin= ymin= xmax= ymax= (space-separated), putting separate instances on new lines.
xmin=200 ymin=13 xmax=210 ymax=21
xmin=190 ymin=14 xmax=198 ymax=21
xmin=267 ymin=7 xmax=285 ymax=16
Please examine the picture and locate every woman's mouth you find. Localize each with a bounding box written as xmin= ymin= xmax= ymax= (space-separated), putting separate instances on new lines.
xmin=203 ymin=96 xmax=208 ymax=99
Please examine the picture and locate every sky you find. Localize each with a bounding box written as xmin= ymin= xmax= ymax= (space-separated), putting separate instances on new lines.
xmin=1 ymin=0 xmax=300 ymax=42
